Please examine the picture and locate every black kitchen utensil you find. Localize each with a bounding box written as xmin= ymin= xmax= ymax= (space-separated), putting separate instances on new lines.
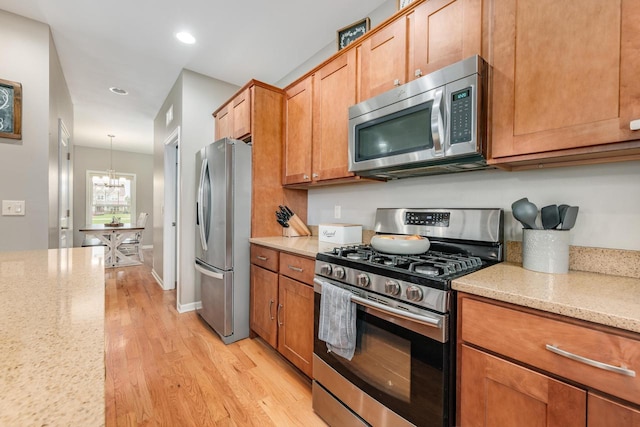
xmin=283 ymin=205 xmax=294 ymax=218
xmin=541 ymin=204 xmax=560 ymax=229
xmin=559 ymin=206 xmax=579 ymax=230
xmin=511 ymin=197 xmax=539 ymax=229
xmin=557 ymin=204 xmax=569 ymax=228
xmin=278 ymin=205 xmax=291 ymax=220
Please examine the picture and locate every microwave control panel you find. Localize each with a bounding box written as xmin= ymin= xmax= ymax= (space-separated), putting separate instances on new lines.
xmin=450 ymin=87 xmax=473 ymax=144
xmin=405 ymin=211 xmax=450 ymax=227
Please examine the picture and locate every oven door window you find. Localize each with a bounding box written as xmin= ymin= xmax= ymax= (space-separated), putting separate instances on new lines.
xmin=354 ymin=101 xmax=433 ymax=162
xmin=314 ymin=293 xmax=449 ymax=426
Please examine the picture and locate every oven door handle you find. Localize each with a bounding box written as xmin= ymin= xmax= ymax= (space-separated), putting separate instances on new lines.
xmin=314 ymin=278 xmax=442 ymax=329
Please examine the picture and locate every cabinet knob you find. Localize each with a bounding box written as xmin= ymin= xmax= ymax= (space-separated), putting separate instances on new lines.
xmin=630 ymin=119 xmax=640 ymax=131
xmin=394 ymin=79 xmax=401 ymax=86
xmin=415 ymin=69 xmax=423 ymax=78
xmin=312 ymin=173 xmax=319 ymax=178
xmin=303 ymin=174 xmax=309 ymax=180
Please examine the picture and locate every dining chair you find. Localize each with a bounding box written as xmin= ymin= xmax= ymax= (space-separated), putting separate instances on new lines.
xmin=118 ymin=212 xmax=148 ymax=261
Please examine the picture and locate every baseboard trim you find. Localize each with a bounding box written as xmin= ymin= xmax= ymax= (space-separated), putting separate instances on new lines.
xmin=151 ymin=268 xmax=164 ymax=288
xmin=177 ymin=301 xmax=202 ymax=313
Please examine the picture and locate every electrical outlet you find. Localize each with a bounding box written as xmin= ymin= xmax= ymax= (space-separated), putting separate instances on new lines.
xmin=2 ymin=200 xmax=26 ymax=216
xmin=334 ymin=205 xmax=341 ymax=219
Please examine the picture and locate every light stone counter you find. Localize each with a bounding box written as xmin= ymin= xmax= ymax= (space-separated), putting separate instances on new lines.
xmin=453 ymin=262 xmax=640 ymax=334
xmin=249 ymin=236 xmax=338 ymax=258
xmin=0 ymin=248 xmax=105 ymax=426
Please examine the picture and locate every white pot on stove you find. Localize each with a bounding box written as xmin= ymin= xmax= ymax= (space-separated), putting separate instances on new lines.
xmin=370 ymin=235 xmax=431 ymax=255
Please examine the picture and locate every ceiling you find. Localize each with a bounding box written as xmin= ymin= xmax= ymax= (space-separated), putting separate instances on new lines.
xmin=0 ymin=0 xmax=388 ymax=154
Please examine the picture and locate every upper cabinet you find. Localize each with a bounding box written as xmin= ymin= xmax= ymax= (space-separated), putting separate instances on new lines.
xmin=408 ymin=0 xmax=483 ymax=79
xmin=284 ymin=50 xmax=358 ymax=186
xmin=358 ymin=18 xmax=407 ymax=100
xmin=214 ymin=87 xmax=251 ymax=141
xmin=488 ymin=0 xmax=640 ymax=167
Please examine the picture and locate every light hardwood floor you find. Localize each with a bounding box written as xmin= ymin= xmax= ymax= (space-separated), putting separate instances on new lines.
xmin=105 ymin=253 xmax=327 ymax=426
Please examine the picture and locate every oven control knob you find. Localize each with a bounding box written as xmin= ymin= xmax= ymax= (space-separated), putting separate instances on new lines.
xmin=334 ymin=267 xmax=346 ymax=280
xmin=320 ymin=264 xmax=333 ymax=276
xmin=384 ymin=280 xmax=401 ymax=296
xmin=406 ymin=285 xmax=424 ymax=302
xmin=356 ymin=273 xmax=370 ymax=287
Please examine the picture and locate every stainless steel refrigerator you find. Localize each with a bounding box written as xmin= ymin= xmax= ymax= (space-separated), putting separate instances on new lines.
xmin=195 ymin=138 xmax=252 ymax=344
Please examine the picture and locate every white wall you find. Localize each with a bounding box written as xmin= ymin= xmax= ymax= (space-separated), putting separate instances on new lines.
xmin=0 ymin=11 xmax=61 ymax=251
xmin=276 ymin=0 xmax=397 ymax=87
xmin=154 ymin=69 xmax=239 ymax=308
xmin=72 ymin=146 xmax=153 ymax=247
xmin=308 ymin=161 xmax=640 ymax=251
xmin=48 ymin=32 xmax=74 ymax=248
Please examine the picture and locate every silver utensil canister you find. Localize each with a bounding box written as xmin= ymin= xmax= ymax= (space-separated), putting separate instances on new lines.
xmin=522 ymin=229 xmax=570 ymax=274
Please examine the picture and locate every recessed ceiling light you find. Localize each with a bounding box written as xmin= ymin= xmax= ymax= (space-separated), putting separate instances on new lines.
xmin=109 ymin=87 xmax=128 ymax=95
xmin=176 ymin=31 xmax=196 ymax=44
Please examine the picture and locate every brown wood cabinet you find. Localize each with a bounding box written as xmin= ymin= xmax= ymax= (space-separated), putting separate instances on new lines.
xmin=488 ymin=0 xmax=640 ymax=168
xmin=458 ymin=293 xmax=640 ymax=426
xmin=213 ymin=81 xmax=307 ymax=237
xmin=357 ymin=17 xmax=407 ymax=100
xmin=283 ymin=50 xmax=359 ymax=186
xmin=460 ymin=344 xmax=586 ymax=426
xmin=408 ymin=0 xmax=483 ymax=79
xmin=250 ymin=244 xmax=314 ymax=377
xmin=214 ymin=87 xmax=250 ymax=141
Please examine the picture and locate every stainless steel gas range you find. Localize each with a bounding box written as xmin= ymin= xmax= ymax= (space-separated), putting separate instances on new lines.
xmin=312 ymin=208 xmax=504 ymax=427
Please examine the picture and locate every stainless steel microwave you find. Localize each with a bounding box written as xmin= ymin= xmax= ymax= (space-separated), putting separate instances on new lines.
xmin=348 ymin=55 xmax=491 ymax=179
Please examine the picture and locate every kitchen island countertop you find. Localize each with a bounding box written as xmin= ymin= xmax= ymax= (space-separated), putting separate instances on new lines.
xmin=0 ymin=248 xmax=105 ymax=426
xmin=453 ymin=262 xmax=640 ymax=334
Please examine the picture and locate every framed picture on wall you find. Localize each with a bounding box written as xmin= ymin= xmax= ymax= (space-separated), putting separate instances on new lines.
xmin=397 ymin=0 xmax=416 ymax=10
xmin=337 ymin=17 xmax=371 ymax=50
xmin=0 ymin=79 xmax=22 ymax=141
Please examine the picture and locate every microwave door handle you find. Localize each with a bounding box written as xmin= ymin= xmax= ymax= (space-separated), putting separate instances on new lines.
xmin=431 ymin=88 xmax=445 ymax=156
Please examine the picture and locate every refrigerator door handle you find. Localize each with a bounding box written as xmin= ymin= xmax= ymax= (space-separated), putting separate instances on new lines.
xmin=195 ymin=262 xmax=224 ymax=280
xmin=197 ymin=157 xmax=209 ymax=252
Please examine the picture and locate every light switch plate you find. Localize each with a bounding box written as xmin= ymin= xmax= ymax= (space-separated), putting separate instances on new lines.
xmin=2 ymin=200 xmax=26 ymax=216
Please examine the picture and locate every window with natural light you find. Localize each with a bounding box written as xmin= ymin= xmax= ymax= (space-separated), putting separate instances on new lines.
xmin=86 ymin=171 xmax=136 ymax=224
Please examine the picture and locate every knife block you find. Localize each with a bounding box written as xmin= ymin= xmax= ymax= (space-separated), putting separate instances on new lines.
xmin=283 ymin=214 xmax=311 ymax=237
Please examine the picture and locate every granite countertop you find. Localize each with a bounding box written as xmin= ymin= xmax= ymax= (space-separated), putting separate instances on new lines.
xmin=453 ymin=262 xmax=640 ymax=335
xmin=249 ymin=236 xmax=338 ymax=258
xmin=0 ymin=248 xmax=105 ymax=426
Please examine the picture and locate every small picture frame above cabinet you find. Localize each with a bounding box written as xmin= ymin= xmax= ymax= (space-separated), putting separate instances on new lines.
xmin=337 ymin=17 xmax=370 ymax=50
xmin=397 ymin=0 xmax=416 ymax=10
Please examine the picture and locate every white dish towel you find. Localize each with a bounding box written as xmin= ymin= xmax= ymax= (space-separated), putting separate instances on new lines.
xmin=318 ymin=281 xmax=357 ymax=360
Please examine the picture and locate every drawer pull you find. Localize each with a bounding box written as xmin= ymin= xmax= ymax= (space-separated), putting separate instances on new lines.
xmin=288 ymin=265 xmax=303 ymax=273
xmin=269 ymin=299 xmax=275 ymax=320
xmin=256 ymin=255 xmax=268 ymax=261
xmin=545 ymin=344 xmax=636 ymax=377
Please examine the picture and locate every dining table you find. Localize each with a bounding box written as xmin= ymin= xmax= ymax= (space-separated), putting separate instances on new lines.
xmin=79 ymin=223 xmax=144 ymax=268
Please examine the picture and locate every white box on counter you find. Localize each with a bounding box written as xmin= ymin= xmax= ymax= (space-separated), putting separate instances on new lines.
xmin=318 ymin=223 xmax=362 ymax=244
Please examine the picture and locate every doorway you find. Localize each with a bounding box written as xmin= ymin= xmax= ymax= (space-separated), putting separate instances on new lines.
xmin=58 ymin=119 xmax=71 ymax=249
xmin=163 ymin=127 xmax=180 ymax=300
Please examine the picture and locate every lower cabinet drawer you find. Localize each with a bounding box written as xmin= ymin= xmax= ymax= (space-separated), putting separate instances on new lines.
xmin=279 ymin=252 xmax=315 ymax=285
xmin=250 ymin=244 xmax=279 ymax=272
xmin=460 ymin=296 xmax=640 ymax=406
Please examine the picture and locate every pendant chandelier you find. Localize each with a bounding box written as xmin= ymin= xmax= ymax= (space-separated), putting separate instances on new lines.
xmin=104 ymin=134 xmax=124 ymax=188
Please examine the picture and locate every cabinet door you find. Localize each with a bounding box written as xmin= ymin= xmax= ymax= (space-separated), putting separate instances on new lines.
xmin=312 ymin=50 xmax=356 ymax=182
xmin=358 ymin=17 xmax=407 ymax=100
xmin=214 ymin=104 xmax=232 ymax=140
xmin=460 ymin=344 xmax=586 ymax=427
xmin=232 ymin=88 xmax=251 ymax=140
xmin=250 ymin=264 xmax=278 ymax=347
xmin=283 ymin=77 xmax=313 ymax=185
xmin=588 ymin=393 xmax=640 ymax=427
xmin=490 ymin=0 xmax=640 ymax=160
xmin=277 ymin=275 xmax=314 ymax=377
xmin=408 ymin=0 xmax=482 ymax=80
